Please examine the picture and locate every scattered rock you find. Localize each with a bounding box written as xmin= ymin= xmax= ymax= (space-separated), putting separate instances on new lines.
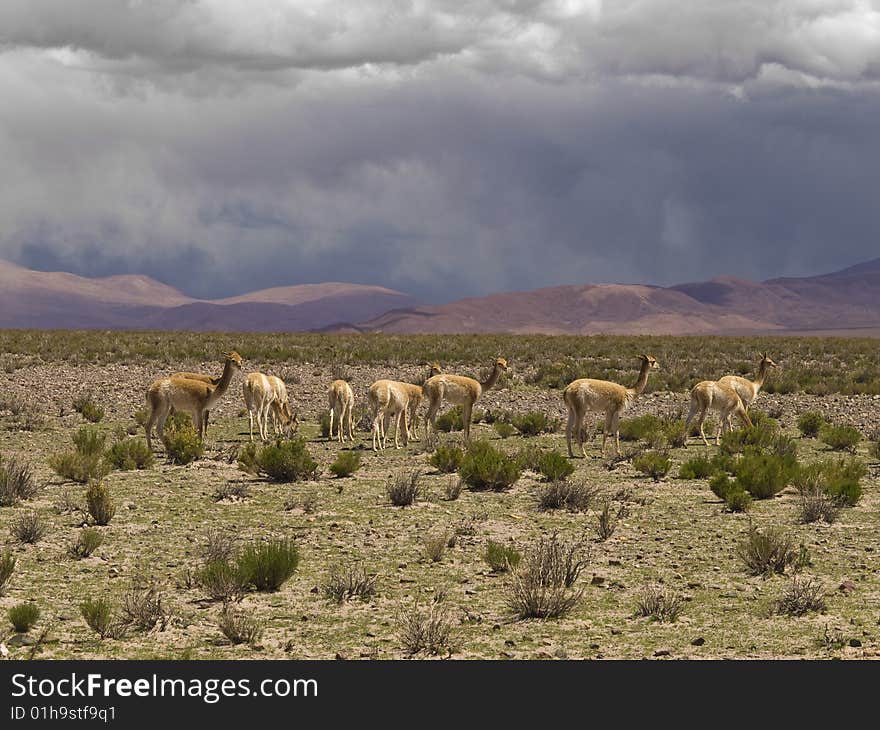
xmin=850 ymin=639 xmax=862 ymax=648
xmin=590 ymin=575 xmax=605 ymax=586
xmin=653 ymin=649 xmax=670 ymax=657
xmin=839 ymin=580 xmax=857 ymax=594
xmin=691 ymin=637 xmax=705 ymax=646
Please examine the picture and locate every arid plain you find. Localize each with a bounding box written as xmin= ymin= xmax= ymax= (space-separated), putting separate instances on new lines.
xmin=1 ymin=331 xmax=879 ymax=660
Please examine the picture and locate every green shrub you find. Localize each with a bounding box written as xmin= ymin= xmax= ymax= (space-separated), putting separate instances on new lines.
xmin=8 ymin=602 xmax=40 ymax=632
xmin=85 ymin=482 xmax=115 ymax=526
xmin=0 ymin=455 xmax=38 ymax=505
xmin=319 ymin=410 xmax=332 ymax=438
xmin=633 ymin=450 xmax=672 ymax=482
xmin=429 ymin=445 xmax=464 ymax=474
xmin=797 ymin=411 xmax=826 ymax=438
xmin=709 ymin=473 xmax=732 ymax=499
xmin=69 ymin=527 xmax=104 ymax=558
xmin=246 ymin=438 xmax=319 ymax=482
xmin=484 ymin=540 xmax=522 ymax=572
xmin=820 ymin=424 xmax=861 ymax=452
xmin=618 ymin=414 xmax=663 ymax=442
xmin=196 ymin=560 xmax=249 ymax=603
xmin=80 ymin=597 xmax=126 ymax=639
xmin=514 ymin=444 xmax=543 ymax=472
xmin=737 ymin=526 xmax=809 ymax=576
xmin=733 ymin=450 xmax=795 ymax=499
xmin=121 ymin=579 xmax=170 ymax=632
xmin=798 ymin=487 xmax=839 ymax=524
xmin=424 ymin=533 xmax=448 ymax=562
xmin=0 ymin=551 xmax=15 ymax=595
xmin=662 ymin=419 xmax=689 ymax=449
xmin=536 ymin=450 xmax=574 ymax=481
xmin=510 ymin=411 xmax=558 ymax=436
xmin=387 ymin=470 xmax=422 ymax=506
xmin=459 ymin=440 xmax=521 ymax=491
xmin=73 ymin=426 xmax=106 ymax=456
xmin=493 ymin=421 xmax=516 ymax=439
xmin=398 ymin=603 xmax=453 ymax=655
xmin=105 ymin=439 xmax=154 ymax=471
xmin=48 ymin=451 xmax=109 ymax=483
xmin=237 ymin=539 xmax=300 ymax=592
xmin=73 ymin=393 xmax=104 ymax=423
xmin=679 ymin=455 xmax=718 ymax=480
xmin=162 ymin=416 xmax=203 ymax=465
xmin=724 ymin=489 xmax=752 ymax=513
xmin=794 ymin=457 xmax=865 ymax=507
xmin=720 ymin=421 xmax=783 ymax=455
xmin=329 ymin=450 xmax=361 ymax=478
xmin=434 ymin=407 xmax=464 ymax=432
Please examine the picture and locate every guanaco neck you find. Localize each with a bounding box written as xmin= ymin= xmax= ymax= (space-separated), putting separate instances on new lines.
xmin=480 ymin=363 xmax=504 ymax=392
xmin=207 ymin=359 xmax=237 ymax=405
xmin=628 ymin=360 xmax=652 ymax=396
xmin=752 ymin=360 xmax=770 ymax=388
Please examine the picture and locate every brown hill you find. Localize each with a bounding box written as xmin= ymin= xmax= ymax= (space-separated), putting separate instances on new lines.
xmin=0 ymin=260 xmax=416 ymax=331
xmin=351 ymin=259 xmax=880 ymax=335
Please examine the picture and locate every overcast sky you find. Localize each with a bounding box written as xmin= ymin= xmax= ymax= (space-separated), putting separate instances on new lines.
xmin=1 ymin=1 xmax=879 ymax=301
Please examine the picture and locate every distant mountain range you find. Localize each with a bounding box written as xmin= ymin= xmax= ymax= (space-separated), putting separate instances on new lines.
xmin=2 ymin=257 xmax=880 ymax=335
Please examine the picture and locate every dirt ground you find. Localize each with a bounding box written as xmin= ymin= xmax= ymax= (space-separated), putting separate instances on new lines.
xmin=1 ymin=358 xmax=879 ymax=660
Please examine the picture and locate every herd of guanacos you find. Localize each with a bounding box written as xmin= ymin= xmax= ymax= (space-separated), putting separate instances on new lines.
xmin=141 ymin=350 xmax=778 ymax=457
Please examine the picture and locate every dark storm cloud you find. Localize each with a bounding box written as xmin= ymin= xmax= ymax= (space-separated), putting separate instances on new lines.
xmin=1 ymin=2 xmax=879 ymax=302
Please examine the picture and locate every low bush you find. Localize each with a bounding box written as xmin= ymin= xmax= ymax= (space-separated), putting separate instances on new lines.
xmin=429 ymin=445 xmax=464 ymax=474
xmin=329 ymin=451 xmax=361 ymax=478
xmin=662 ymin=419 xmax=689 ymax=449
xmin=634 ymin=584 xmax=683 ymax=622
xmin=724 ymin=489 xmax=752 ymax=513
xmin=596 ymin=499 xmax=625 ymax=541
xmin=212 ymin=482 xmax=250 ymax=502
xmin=618 ymin=414 xmax=663 ymax=442
xmin=162 ymin=416 xmax=203 ymax=465
xmin=797 ymin=411 xmax=826 ymax=438
xmin=733 ymin=450 xmax=795 ymax=500
xmin=80 ymin=597 xmax=127 ymax=640
xmin=121 ymin=579 xmax=170 ymax=632
xmin=798 ymin=487 xmax=839 ymax=524
xmin=443 ymin=478 xmax=463 ymax=501
xmin=633 ymin=450 xmax=672 ymax=482
xmin=73 ymin=393 xmax=104 ymax=423
xmin=48 ymin=451 xmax=109 ymax=484
xmin=510 ymin=411 xmax=559 ymax=436
xmin=237 ymin=539 xmax=300 ymax=592
xmin=775 ymin=576 xmax=826 ymax=616
xmin=69 ymin=527 xmax=104 ymax=558
xmin=0 ymin=551 xmax=15 ymax=595
xmin=537 ymin=478 xmax=598 ymax=512
xmin=398 ymin=603 xmax=453 ymax=655
xmin=8 ymin=603 xmax=40 ymax=633
xmin=10 ymin=510 xmax=48 ymax=544
xmin=820 ymin=424 xmax=862 ymax=452
xmin=0 ymin=455 xmax=38 ymax=506
xmin=85 ymin=482 xmax=115 ymax=526
xmin=241 ymin=438 xmax=319 ymax=482
xmin=424 ymin=533 xmax=448 ymax=563
xmin=105 ymin=438 xmax=154 ymax=471
xmin=319 ymin=410 xmax=332 ymax=438
xmin=536 ymin=450 xmax=574 ymax=481
xmin=484 ymin=540 xmax=522 ymax=573
xmin=794 ymin=457 xmax=865 ymax=507
xmin=506 ymin=533 xmax=589 ymax=619
xmin=434 ymin=407 xmax=464 ymax=433
xmin=387 ymin=470 xmax=422 ymax=506
xmin=322 ymin=563 xmax=377 ymax=604
xmin=737 ymin=526 xmax=809 ymax=576
xmin=196 ymin=560 xmax=249 ymax=604
xmin=73 ymin=426 xmax=106 ymax=457
xmin=493 ymin=421 xmax=516 ymax=439
xmin=679 ymin=455 xmax=718 ymax=480
xmin=459 ymin=440 xmax=521 ymax=491
xmin=218 ymin=607 xmax=263 ymax=646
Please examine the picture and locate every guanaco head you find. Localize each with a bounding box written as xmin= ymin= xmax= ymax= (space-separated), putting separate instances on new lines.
xmin=224 ymin=351 xmax=244 ymax=369
xmin=639 ymin=354 xmax=660 ymax=370
xmin=495 ymin=357 xmax=509 ymax=371
xmin=279 ymin=400 xmax=299 ymax=436
xmin=759 ymin=352 xmax=778 ymax=369
xmin=428 ymin=362 xmax=443 ymax=377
